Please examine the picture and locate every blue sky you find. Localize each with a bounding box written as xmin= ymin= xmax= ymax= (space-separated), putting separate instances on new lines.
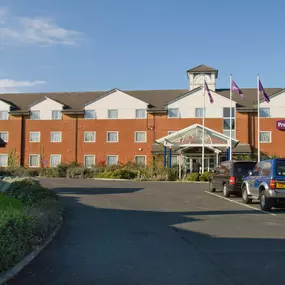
xmin=0 ymin=0 xmax=284 ymax=93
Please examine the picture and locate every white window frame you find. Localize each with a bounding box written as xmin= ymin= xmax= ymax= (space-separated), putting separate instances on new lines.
xmin=0 ymin=131 xmax=8 ymax=143
xmin=0 ymin=154 xmax=8 ymax=167
xmin=84 ymin=110 xmax=96 ymax=119
xmin=260 ymin=108 xmax=271 ymax=118
xmin=106 ymin=155 xmax=118 ymax=166
xmin=51 ymin=110 xmax=62 ymax=120
xmin=223 ymin=107 xmax=236 ymax=139
xmin=29 ymin=132 xmax=40 ymax=143
xmin=84 ymin=155 xmax=95 ymax=168
xmin=50 ymin=132 xmax=62 ymax=143
xmin=106 ymin=131 xmax=119 ymax=143
xmin=30 ymin=111 xmax=40 ymax=120
xmin=195 ymin=108 xmax=204 ymax=118
xmin=84 ymin=132 xmax=96 ymax=143
xmin=50 ymin=154 xmax=61 ymax=168
xmin=134 ymin=155 xmax=146 ymax=166
xmin=108 ymin=109 xmax=118 ymax=119
xmin=0 ymin=111 xmax=9 ymax=120
xmin=29 ymin=154 xmax=40 ymax=168
xmin=260 ymin=131 xmax=272 ymax=143
xmin=135 ymin=109 xmax=146 ymax=119
xmin=168 ymin=108 xmax=179 ymax=118
xmin=134 ymin=131 xmax=147 ymax=143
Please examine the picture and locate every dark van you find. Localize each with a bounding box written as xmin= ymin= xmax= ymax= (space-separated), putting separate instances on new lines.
xmin=209 ymin=160 xmax=256 ymax=197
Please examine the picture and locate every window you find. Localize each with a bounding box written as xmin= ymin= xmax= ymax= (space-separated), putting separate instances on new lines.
xmin=195 ymin=108 xmax=204 ymax=118
xmin=0 ymin=111 xmax=8 ymax=120
xmin=0 ymin=132 xmax=8 ymax=143
xmin=223 ymin=107 xmax=235 ymax=138
xmin=84 ymin=132 xmax=96 ymax=142
xmin=51 ymin=132 xmax=62 ymax=143
xmin=168 ymin=108 xmax=179 ymax=118
xmin=52 ymin=110 xmax=62 ymax=120
xmin=50 ymin=155 xmax=61 ymax=167
xmin=30 ymin=111 xmax=40 ymax=120
xmin=252 ymin=163 xmax=262 ymax=176
xmin=84 ymin=110 xmax=96 ymax=119
xmin=107 ymin=132 xmax=118 ymax=142
xmin=171 ymin=156 xmax=178 ymax=165
xmin=107 ymin=155 xmax=118 ymax=166
xmin=134 ymin=131 xmax=146 ymax=142
xmin=29 ymin=154 xmax=40 ymax=168
xmin=135 ymin=156 xmax=146 ymax=166
xmin=135 ymin=109 xmax=146 ymax=119
xmin=30 ymin=132 xmax=40 ymax=142
xmin=84 ymin=155 xmax=95 ymax=168
xmin=260 ymin=131 xmax=271 ymax=143
xmin=168 ymin=131 xmax=176 ymax=135
xmin=260 ymin=108 xmax=270 ymax=118
xmin=276 ymin=160 xmax=285 ymax=176
xmin=108 ymin=109 xmax=118 ymax=119
xmin=0 ymin=154 xmax=8 ymax=167
xmin=262 ymin=161 xmax=272 ymax=176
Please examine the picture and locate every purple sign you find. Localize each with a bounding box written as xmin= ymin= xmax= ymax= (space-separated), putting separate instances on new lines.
xmin=276 ymin=120 xmax=285 ymax=131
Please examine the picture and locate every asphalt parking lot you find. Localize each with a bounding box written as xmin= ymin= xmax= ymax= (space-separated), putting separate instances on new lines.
xmin=7 ymin=179 xmax=285 ymax=285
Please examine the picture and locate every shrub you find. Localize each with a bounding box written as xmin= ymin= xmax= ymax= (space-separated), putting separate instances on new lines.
xmin=5 ymin=178 xmax=57 ymax=206
xmin=67 ymin=167 xmax=95 ymax=179
xmin=40 ymin=168 xmax=60 ymax=178
xmin=187 ymin=172 xmax=200 ymax=181
xmin=199 ymin=171 xmax=211 ymax=181
xmin=0 ymin=208 xmax=34 ymax=272
xmin=96 ymin=169 xmax=136 ymax=179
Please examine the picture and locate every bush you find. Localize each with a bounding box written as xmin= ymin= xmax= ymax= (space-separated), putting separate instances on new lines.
xmin=5 ymin=178 xmax=57 ymax=206
xmin=187 ymin=172 xmax=200 ymax=181
xmin=0 ymin=208 xmax=34 ymax=272
xmin=96 ymin=169 xmax=137 ymax=179
xmin=67 ymin=167 xmax=94 ymax=179
xmin=39 ymin=168 xmax=60 ymax=178
xmin=199 ymin=171 xmax=211 ymax=181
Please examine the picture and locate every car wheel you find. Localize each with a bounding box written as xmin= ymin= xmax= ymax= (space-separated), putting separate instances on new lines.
xmin=223 ymin=183 xmax=230 ymax=197
xmin=209 ymin=180 xmax=216 ymax=192
xmin=242 ymin=186 xmax=252 ymax=204
xmin=260 ymin=190 xmax=273 ymax=211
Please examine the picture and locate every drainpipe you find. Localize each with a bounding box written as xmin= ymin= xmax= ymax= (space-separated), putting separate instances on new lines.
xmin=75 ymin=115 xmax=78 ymax=163
xmin=20 ymin=114 xmax=25 ymax=166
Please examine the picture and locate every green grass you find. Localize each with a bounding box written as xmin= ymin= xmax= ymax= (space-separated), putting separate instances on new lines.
xmin=0 ymin=193 xmax=24 ymax=211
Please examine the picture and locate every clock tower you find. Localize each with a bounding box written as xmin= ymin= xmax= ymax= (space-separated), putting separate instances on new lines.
xmin=187 ymin=65 xmax=218 ymax=91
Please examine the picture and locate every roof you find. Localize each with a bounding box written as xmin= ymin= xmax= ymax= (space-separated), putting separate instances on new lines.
xmin=0 ymin=87 xmax=283 ymax=114
xmin=186 ymin=64 xmax=218 ymax=73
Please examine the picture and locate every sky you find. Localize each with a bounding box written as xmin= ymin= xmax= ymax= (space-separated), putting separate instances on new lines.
xmin=0 ymin=0 xmax=284 ymax=94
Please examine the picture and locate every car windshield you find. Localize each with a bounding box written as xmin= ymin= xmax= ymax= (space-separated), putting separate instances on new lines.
xmin=234 ymin=162 xmax=256 ymax=176
xmin=276 ymin=161 xmax=285 ymax=176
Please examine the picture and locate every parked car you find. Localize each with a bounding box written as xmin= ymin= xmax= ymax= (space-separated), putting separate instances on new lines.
xmin=241 ymin=158 xmax=285 ymax=211
xmin=209 ymin=160 xmax=256 ymax=197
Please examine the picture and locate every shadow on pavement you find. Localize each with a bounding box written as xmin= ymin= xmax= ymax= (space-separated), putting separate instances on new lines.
xmin=7 ymin=185 xmax=285 ymax=285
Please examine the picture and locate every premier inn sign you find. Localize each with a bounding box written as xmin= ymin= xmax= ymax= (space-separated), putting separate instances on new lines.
xmin=276 ymin=120 xmax=285 ymax=131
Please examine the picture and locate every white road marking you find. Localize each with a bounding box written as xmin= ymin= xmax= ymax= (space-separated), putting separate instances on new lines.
xmin=205 ymin=191 xmax=277 ymax=216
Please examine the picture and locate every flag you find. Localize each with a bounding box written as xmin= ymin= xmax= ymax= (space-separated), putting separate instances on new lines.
xmin=231 ymin=80 xmax=246 ymax=100
xmin=259 ymin=80 xmax=270 ymax=103
xmin=204 ymin=81 xmax=214 ymax=104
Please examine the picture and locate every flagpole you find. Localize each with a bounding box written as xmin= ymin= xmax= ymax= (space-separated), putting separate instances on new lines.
xmin=202 ymin=79 xmax=205 ymax=174
xmin=229 ymin=74 xmax=232 ymax=161
xmin=257 ymin=74 xmax=260 ymax=162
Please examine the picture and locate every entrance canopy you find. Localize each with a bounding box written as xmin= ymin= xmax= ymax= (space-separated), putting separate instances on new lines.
xmin=156 ymin=124 xmax=239 ymax=149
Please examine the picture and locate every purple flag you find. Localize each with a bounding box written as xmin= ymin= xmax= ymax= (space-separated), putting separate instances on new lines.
xmin=204 ymin=81 xmax=214 ymax=104
xmin=259 ymin=80 xmax=270 ymax=103
xmin=231 ymin=80 xmax=246 ymax=100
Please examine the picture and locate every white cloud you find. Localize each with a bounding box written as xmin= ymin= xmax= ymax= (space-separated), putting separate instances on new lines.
xmin=0 ymin=7 xmax=82 ymax=46
xmin=0 ymin=79 xmax=46 ymax=93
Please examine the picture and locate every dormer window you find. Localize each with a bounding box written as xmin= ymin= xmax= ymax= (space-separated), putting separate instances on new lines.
xmin=0 ymin=111 xmax=8 ymax=120
xmin=30 ymin=111 xmax=40 ymax=120
xmin=52 ymin=110 xmax=62 ymax=120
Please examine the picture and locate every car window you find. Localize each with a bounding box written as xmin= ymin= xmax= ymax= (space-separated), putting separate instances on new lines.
xmin=252 ymin=163 xmax=262 ymax=176
xmin=262 ymin=161 xmax=272 ymax=176
xmin=234 ymin=162 xmax=256 ymax=176
xmin=276 ymin=160 xmax=285 ymax=176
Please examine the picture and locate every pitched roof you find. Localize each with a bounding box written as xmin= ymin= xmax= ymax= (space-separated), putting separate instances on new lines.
xmin=0 ymin=87 xmax=282 ymax=114
xmin=186 ymin=64 xmax=218 ymax=73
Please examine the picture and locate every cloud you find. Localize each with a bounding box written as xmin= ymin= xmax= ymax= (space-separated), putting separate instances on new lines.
xmin=0 ymin=7 xmax=82 ymax=46
xmin=0 ymin=79 xmax=46 ymax=93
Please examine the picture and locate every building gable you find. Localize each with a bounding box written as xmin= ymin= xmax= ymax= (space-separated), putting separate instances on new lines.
xmin=0 ymin=99 xmax=11 ymax=111
xmin=167 ymin=88 xmax=237 ymax=118
xmin=84 ymin=89 xmax=148 ymax=119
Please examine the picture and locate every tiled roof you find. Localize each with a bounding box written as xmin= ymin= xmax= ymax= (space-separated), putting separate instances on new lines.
xmin=186 ymin=64 xmax=218 ymax=73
